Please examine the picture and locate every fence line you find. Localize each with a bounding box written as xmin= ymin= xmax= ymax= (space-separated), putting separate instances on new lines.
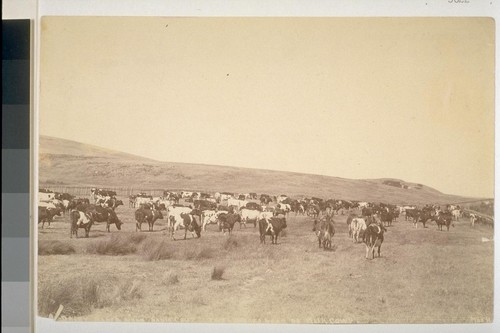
xmin=38 ymin=185 xmax=217 ymax=198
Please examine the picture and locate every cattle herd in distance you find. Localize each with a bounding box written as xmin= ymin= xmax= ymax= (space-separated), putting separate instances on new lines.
xmin=37 ymin=187 xmax=492 ymax=259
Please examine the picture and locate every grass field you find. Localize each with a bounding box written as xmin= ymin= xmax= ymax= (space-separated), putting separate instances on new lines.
xmin=37 ymin=198 xmax=494 ymax=324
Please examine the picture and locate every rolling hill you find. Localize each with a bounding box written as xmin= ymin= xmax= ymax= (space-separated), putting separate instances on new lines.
xmin=38 ymin=136 xmax=481 ymax=205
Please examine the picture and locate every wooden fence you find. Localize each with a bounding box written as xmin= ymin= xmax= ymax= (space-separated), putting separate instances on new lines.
xmin=38 ymin=185 xmax=170 ymax=198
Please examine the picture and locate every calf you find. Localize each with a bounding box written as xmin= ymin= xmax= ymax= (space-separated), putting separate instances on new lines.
xmin=364 ymin=223 xmax=386 ymax=259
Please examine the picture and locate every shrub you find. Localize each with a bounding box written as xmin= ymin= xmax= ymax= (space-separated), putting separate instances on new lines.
xmin=211 ymin=266 xmax=225 ymax=280
xmin=38 ymin=240 xmax=75 ymax=255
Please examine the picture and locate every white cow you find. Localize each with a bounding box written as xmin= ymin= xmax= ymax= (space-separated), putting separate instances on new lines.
xmin=38 ymin=201 xmax=57 ymax=209
xmin=277 ymin=195 xmax=288 ymax=204
xmin=201 ymin=210 xmax=217 ymax=231
xmin=451 ymin=209 xmax=461 ymax=221
xmin=349 ymin=218 xmax=367 ymax=243
xmin=227 ymin=198 xmax=248 ymax=210
xmin=134 ymin=197 xmax=152 ymax=208
xmin=39 ymin=192 xmax=55 ymax=202
xmin=239 ymin=208 xmax=260 ymax=228
xmin=276 ymin=203 xmax=291 ymax=214
xmin=167 ymin=206 xmax=193 ymax=238
xmin=470 ymin=214 xmax=478 ymax=227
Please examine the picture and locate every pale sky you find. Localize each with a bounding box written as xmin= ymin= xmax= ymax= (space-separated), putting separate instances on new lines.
xmin=40 ymin=17 xmax=495 ymax=198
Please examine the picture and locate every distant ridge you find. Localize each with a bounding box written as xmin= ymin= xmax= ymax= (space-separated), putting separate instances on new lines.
xmin=39 ymin=135 xmax=479 ymax=205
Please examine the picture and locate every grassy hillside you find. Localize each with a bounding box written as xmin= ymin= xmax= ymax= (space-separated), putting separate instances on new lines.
xmin=39 ymin=136 xmax=480 ymax=205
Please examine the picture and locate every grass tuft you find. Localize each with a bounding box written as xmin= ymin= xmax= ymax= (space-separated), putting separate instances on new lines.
xmin=141 ymin=238 xmax=175 ymax=261
xmin=38 ymin=240 xmax=75 ymax=255
xmin=87 ymin=233 xmax=147 ymax=255
xmin=211 ymin=266 xmax=225 ymax=280
xmin=37 ymin=275 xmax=144 ymax=318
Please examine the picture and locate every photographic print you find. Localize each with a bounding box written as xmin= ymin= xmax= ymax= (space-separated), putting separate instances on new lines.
xmin=37 ymin=16 xmax=494 ymax=324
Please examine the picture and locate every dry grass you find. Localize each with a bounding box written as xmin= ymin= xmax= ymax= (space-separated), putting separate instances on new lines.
xmin=38 ymin=274 xmax=143 ymax=318
xmin=141 ymin=238 xmax=175 ymax=261
xmin=87 ymin=233 xmax=147 ymax=255
xmin=37 ymin=204 xmax=494 ymax=323
xmin=38 ymin=240 xmax=75 ymax=255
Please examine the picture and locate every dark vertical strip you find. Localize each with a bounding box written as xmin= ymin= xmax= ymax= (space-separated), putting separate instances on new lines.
xmin=1 ymin=19 xmax=31 ymax=331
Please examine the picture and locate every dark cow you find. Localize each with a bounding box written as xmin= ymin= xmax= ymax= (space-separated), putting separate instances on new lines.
xmin=414 ymin=210 xmax=433 ymax=229
xmin=38 ymin=207 xmax=62 ymax=228
xmin=194 ymin=200 xmax=217 ymax=211
xmin=364 ymin=223 xmax=386 ymax=259
xmin=313 ymin=218 xmax=335 ymax=250
xmin=380 ymin=210 xmax=395 ymax=227
xmin=218 ymin=213 xmax=241 ymax=235
xmin=88 ymin=206 xmax=123 ymax=232
xmin=307 ymin=205 xmax=320 ymax=218
xmin=405 ymin=208 xmax=419 ymax=222
xmin=135 ymin=208 xmax=163 ymax=232
xmin=260 ymin=194 xmax=272 ymax=205
xmin=70 ymin=210 xmax=93 ymax=238
xmin=245 ymin=202 xmax=263 ymax=211
xmin=258 ymin=217 xmax=287 ymax=244
xmin=433 ymin=212 xmax=454 ymax=231
xmin=107 ymin=198 xmax=124 ymax=211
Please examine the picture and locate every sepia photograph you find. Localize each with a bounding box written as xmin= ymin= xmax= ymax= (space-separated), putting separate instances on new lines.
xmin=36 ymin=16 xmax=494 ymax=326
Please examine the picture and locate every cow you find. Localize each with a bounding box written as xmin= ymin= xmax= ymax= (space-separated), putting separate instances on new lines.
xmin=239 ymin=208 xmax=260 ymax=228
xmin=346 ymin=214 xmax=357 ymax=237
xmin=349 ymin=218 xmax=367 ymax=243
xmin=260 ymin=194 xmax=272 ymax=205
xmin=307 ymin=205 xmax=320 ymax=218
xmin=451 ymin=209 xmax=461 ymax=221
xmin=227 ymin=198 xmax=248 ymax=210
xmin=380 ymin=210 xmax=395 ymax=227
xmin=259 ymin=217 xmax=287 ymax=244
xmin=277 ymin=195 xmax=288 ymax=204
xmin=405 ymin=208 xmax=419 ymax=222
xmin=87 ymin=206 xmax=123 ymax=232
xmin=70 ymin=210 xmax=93 ymax=238
xmin=276 ymin=203 xmax=291 ymax=215
xmin=414 ymin=210 xmax=433 ymax=229
xmin=135 ymin=207 xmax=163 ymax=232
xmin=364 ymin=223 xmax=386 ymax=259
xmin=194 ymin=200 xmax=217 ymax=211
xmin=167 ymin=206 xmax=193 ymax=239
xmin=38 ymin=207 xmax=62 ymax=229
xmin=313 ymin=218 xmax=335 ymax=250
xmin=134 ymin=196 xmax=152 ymax=208
xmin=201 ymin=210 xmax=218 ymax=231
xmin=433 ymin=212 xmax=453 ymax=231
xmin=171 ymin=213 xmax=201 ymax=240
xmin=470 ymin=213 xmax=478 ymax=227
xmin=39 ymin=191 xmax=55 ymax=202
xmin=258 ymin=211 xmax=274 ymax=221
xmin=245 ymin=202 xmax=262 ymax=211
xmin=218 ymin=213 xmax=241 ymax=235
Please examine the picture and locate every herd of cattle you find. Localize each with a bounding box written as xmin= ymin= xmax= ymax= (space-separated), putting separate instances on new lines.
xmin=37 ymin=188 xmax=493 ymax=259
